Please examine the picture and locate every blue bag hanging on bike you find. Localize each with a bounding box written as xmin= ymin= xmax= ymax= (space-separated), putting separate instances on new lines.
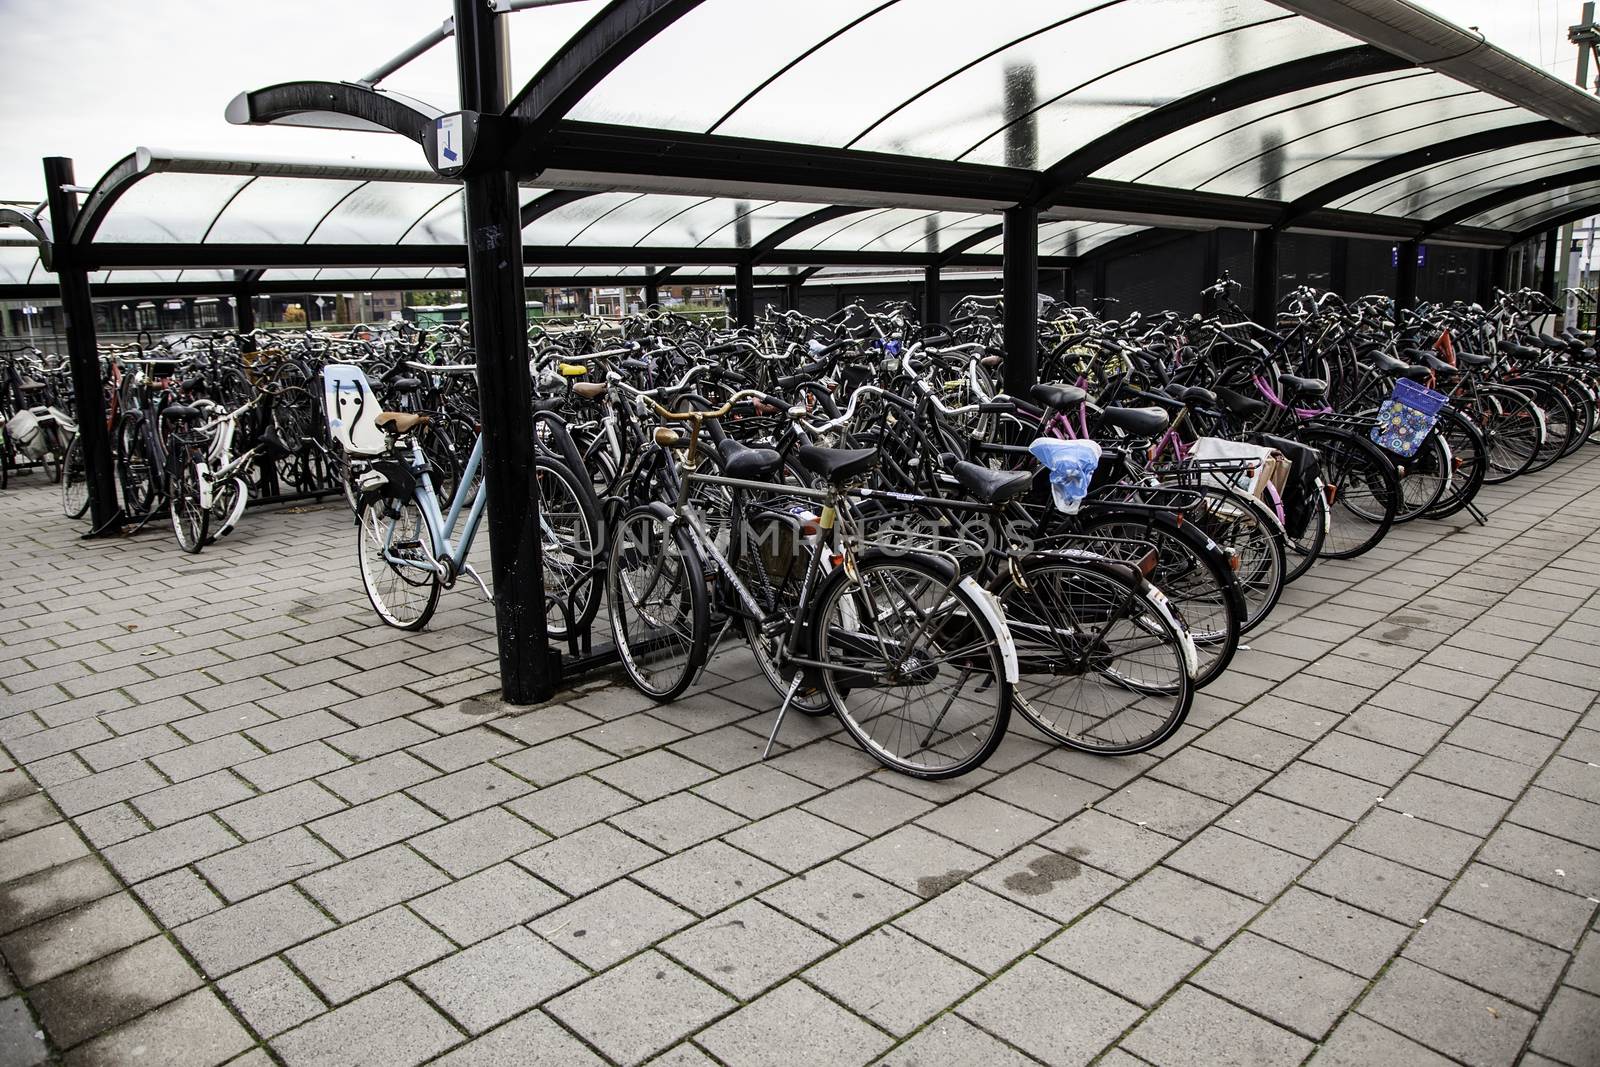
xmin=1370 ymin=377 xmax=1446 ymax=459
xmin=1028 ymin=438 xmax=1102 ymax=514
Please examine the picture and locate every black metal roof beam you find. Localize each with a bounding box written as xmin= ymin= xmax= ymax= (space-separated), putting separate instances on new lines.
xmin=530 ymin=121 xmax=1034 ymax=208
xmin=1511 ymin=200 xmax=1600 ymax=240
xmin=225 ymin=81 xmax=441 ymax=143
xmin=504 ymin=0 xmax=707 ymax=166
xmin=1420 ymin=166 xmax=1600 ymax=233
xmin=748 ymin=206 xmax=864 ymax=264
xmin=519 ymin=189 xmax=598 ymax=228
xmin=1032 ymin=45 xmax=1408 ymax=203
xmin=1281 ymin=119 xmax=1572 ymax=223
xmin=1055 ymin=178 xmax=1281 ymax=228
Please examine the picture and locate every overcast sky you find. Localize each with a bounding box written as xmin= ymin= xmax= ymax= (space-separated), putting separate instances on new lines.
xmin=0 ymin=0 xmax=1586 ymax=205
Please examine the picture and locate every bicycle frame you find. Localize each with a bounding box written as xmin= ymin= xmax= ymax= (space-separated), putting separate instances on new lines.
xmin=384 ymin=434 xmax=488 ymax=581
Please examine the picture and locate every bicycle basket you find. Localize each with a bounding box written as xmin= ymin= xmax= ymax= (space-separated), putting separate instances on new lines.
xmin=1370 ymin=378 xmax=1446 ymax=459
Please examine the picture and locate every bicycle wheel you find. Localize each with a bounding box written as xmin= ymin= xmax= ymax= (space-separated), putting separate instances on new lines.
xmin=1186 ymin=485 xmax=1285 ymax=635
xmin=608 ymin=505 xmax=707 ymax=702
xmin=1074 ymin=511 xmax=1242 ymax=690
xmin=167 ymin=447 xmax=209 ymax=553
xmin=356 ymin=497 xmax=441 ymax=630
xmin=1477 ymin=387 xmax=1543 ymax=484
xmin=1423 ymin=408 xmax=1487 ymax=521
xmin=734 ymin=506 xmax=832 ymax=716
xmin=995 ymin=556 xmax=1193 ymax=754
xmin=536 ymin=456 xmax=602 ymax=641
xmin=60 ymin=435 xmax=89 ymax=519
xmin=119 ymin=423 xmax=155 ymax=519
xmin=1299 ymin=427 xmax=1397 ymax=560
xmin=1280 ymin=477 xmax=1329 ymax=584
xmin=811 ymin=553 xmax=1010 ymax=779
xmin=1517 ymin=381 xmax=1570 ymax=475
xmin=1389 ymin=432 xmax=1450 ymax=523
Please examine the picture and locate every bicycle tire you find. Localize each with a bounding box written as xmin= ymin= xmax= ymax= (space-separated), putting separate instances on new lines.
xmin=168 ymin=446 xmax=209 ymax=554
xmin=1423 ymin=407 xmax=1488 ymax=521
xmin=811 ymin=552 xmax=1010 ymax=779
xmin=608 ymin=504 xmax=708 ymax=703
xmin=1298 ymin=426 xmax=1397 ymax=560
xmin=357 ymin=497 xmax=442 ymax=630
xmin=1476 ymin=386 xmax=1544 ymax=484
xmin=61 ymin=435 xmax=89 ymax=519
xmin=536 ymin=456 xmax=602 ymax=641
xmin=1186 ymin=484 xmax=1285 ymax=635
xmin=992 ymin=555 xmax=1192 ymax=754
xmin=1279 ymin=476 xmax=1328 ymax=584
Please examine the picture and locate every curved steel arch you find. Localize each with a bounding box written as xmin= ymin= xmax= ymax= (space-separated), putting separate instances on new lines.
xmin=1032 ymin=45 xmax=1408 ymax=204
xmin=748 ymin=205 xmax=862 ymax=264
xmin=1511 ymin=198 xmax=1600 ymax=242
xmin=1281 ymin=119 xmax=1572 ymax=223
xmin=225 ymin=81 xmax=441 ymax=142
xmin=505 ymin=0 xmax=706 ymax=166
xmin=0 ymin=208 xmax=52 ymax=269
xmin=1422 ymin=166 xmax=1600 ymax=233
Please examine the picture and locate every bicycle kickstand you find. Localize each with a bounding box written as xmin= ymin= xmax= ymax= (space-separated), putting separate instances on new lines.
xmin=461 ymin=564 xmax=492 ymax=601
xmin=762 ymin=677 xmax=804 ymax=760
xmin=1464 ymin=501 xmax=1489 ymax=526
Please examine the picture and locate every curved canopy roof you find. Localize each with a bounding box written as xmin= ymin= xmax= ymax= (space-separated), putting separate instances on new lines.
xmin=6 ymin=0 xmax=1600 ymax=301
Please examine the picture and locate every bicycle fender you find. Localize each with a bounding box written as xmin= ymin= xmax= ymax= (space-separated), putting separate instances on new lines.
xmin=957 ymin=576 xmax=1020 ymax=685
xmin=1141 ymin=580 xmax=1200 ymax=680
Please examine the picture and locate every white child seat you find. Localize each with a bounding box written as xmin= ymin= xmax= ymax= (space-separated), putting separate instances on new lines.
xmin=323 ymin=364 xmax=390 ymax=456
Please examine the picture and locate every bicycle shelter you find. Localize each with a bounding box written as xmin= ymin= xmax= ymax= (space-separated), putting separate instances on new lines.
xmin=11 ymin=0 xmax=1600 ymax=703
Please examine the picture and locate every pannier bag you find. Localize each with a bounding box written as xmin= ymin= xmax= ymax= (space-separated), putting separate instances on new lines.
xmin=1253 ymin=432 xmax=1321 ymax=539
xmin=1371 ymin=378 xmax=1447 ymax=458
xmin=1190 ymin=437 xmax=1288 ymax=503
xmin=1029 ymin=438 xmax=1102 ymax=514
xmin=3 ymin=407 xmax=48 ymax=460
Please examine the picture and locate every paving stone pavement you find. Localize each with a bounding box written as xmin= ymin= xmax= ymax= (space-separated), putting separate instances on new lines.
xmin=1 ymin=450 xmax=1598 ymax=1067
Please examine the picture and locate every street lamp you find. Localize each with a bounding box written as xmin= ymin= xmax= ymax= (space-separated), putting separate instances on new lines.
xmin=21 ymin=304 xmax=38 ymax=343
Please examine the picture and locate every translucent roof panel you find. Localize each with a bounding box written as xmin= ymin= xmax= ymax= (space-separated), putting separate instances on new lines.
xmin=669 ymin=265 xmax=800 ymax=278
xmin=309 ymin=183 xmax=467 ymax=245
xmin=1094 ymin=70 xmax=1530 ymax=200
xmin=1458 ymin=179 xmax=1600 ymax=231
xmin=96 ymin=173 xmax=253 ymax=244
xmin=566 ymin=0 xmax=1345 ymax=166
xmin=0 ymin=244 xmax=49 ymax=285
xmin=1329 ymin=138 xmax=1600 ymax=218
xmin=521 ymin=194 xmax=819 ymax=249
xmin=206 ymin=177 xmax=364 ymax=244
xmin=964 ymin=219 xmax=1146 ymax=258
xmin=778 ymin=209 xmax=997 ymax=255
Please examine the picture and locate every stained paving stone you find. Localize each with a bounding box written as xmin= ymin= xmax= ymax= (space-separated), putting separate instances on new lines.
xmin=411 ymin=926 xmax=587 ymax=1034
xmin=534 ymin=878 xmax=694 ymax=970
xmin=661 ymin=898 xmax=835 ymax=999
xmin=0 ymin=854 xmax=121 ymax=936
xmin=694 ymin=979 xmax=891 ymax=1067
xmin=1121 ymin=984 xmax=1313 ymax=1066
xmin=431 ymin=1010 xmax=607 ymax=1066
xmin=175 ymin=885 xmax=335 ymax=977
xmin=0 ymin=892 xmax=157 ymax=986
xmin=893 ymin=882 xmax=1058 ymax=974
xmin=547 ymin=951 xmax=735 ymax=1067
xmin=957 ymin=955 xmax=1142 ymax=1065
xmin=634 ymin=840 xmax=787 ymax=918
xmin=61 ymin=988 xmax=253 ymax=1067
xmin=1038 ymin=906 xmax=1209 ymax=1007
xmin=1192 ymin=932 xmax=1367 ymax=1039
xmin=841 ymin=824 xmax=987 ymax=898
xmin=912 ymin=791 xmax=1052 ymax=857
xmin=296 ymin=843 xmax=452 ymax=922
xmin=758 ymin=860 xmax=920 ymax=942
xmin=272 ymin=982 xmax=461 ymax=1067
xmin=970 ymin=842 xmax=1122 ymax=923
xmin=1107 ymin=865 xmax=1261 ymax=951
xmin=1358 ymin=958 xmax=1537 ymax=1067
xmin=216 ymin=956 xmax=327 ymax=1038
xmin=874 ymin=1014 xmax=1037 ymax=1066
xmin=1037 ymin=809 xmax=1180 ymax=880
xmin=30 ymin=934 xmax=203 ymax=1048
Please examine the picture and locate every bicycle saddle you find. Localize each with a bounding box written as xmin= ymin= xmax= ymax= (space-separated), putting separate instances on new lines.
xmin=1030 ymin=383 xmax=1087 ymax=411
xmin=375 ymin=411 xmax=429 ymax=435
xmin=795 ymin=444 xmax=877 ymax=483
xmin=717 ymin=438 xmax=782 ymax=480
xmin=951 ymin=460 xmax=1033 ymax=504
xmin=1100 ymin=406 xmax=1170 ymax=437
xmin=1421 ymin=352 xmax=1458 ymax=377
xmin=1455 ymin=351 xmax=1490 ymax=367
xmin=1215 ymin=386 xmax=1267 ymax=420
xmin=1370 ymin=351 xmax=1410 ymax=375
xmin=572 ymin=382 xmax=608 ymax=400
xmin=161 ymin=404 xmax=204 ymax=421
xmin=1278 ymin=374 xmax=1328 ymax=397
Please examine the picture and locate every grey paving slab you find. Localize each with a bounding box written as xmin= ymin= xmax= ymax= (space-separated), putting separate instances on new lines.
xmin=3 ymin=462 xmax=1599 ymax=1066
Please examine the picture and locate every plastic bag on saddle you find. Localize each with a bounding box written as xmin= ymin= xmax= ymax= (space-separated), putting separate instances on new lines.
xmin=1190 ymin=436 xmax=1288 ymax=503
xmin=1028 ymin=438 xmax=1102 ymax=514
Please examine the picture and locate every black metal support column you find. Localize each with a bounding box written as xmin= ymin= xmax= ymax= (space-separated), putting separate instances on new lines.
xmin=643 ymin=276 xmax=660 ymax=309
xmin=734 ymin=260 xmax=755 ymax=329
xmin=1058 ymin=267 xmax=1073 ymax=305
xmin=45 ymin=157 xmax=119 ymax=535
xmin=455 ymin=0 xmax=551 ymax=705
xmin=1542 ymin=229 xmax=1559 ymax=298
xmin=1001 ymin=204 xmax=1039 ymax=395
xmin=1251 ymin=228 xmax=1279 ymax=325
xmin=1330 ymin=237 xmax=1349 ymax=296
xmin=1481 ymin=248 xmax=1508 ymax=306
xmin=1396 ymin=240 xmax=1419 ymax=316
xmin=923 ymin=264 xmax=942 ymax=324
xmin=786 ymin=280 xmax=801 ymax=311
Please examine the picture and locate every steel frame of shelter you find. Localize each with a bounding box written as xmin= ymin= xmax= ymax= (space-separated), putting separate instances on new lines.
xmin=10 ymin=0 xmax=1600 ymax=703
